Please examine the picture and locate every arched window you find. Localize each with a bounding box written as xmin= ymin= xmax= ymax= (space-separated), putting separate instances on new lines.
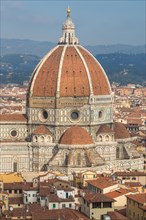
xmin=69 ymin=33 xmax=71 ymax=44
xmin=105 ymin=135 xmax=109 ymax=141
xmin=99 ymin=111 xmax=103 ymax=119
xmin=35 ymin=136 xmax=38 ymax=142
xmin=116 ymin=147 xmax=120 ymax=159
xmin=99 ymin=135 xmax=102 ymax=142
xmin=77 ymin=153 xmax=81 ymax=166
xmin=41 ymin=136 xmax=44 ymax=142
xmin=13 ymin=162 xmax=18 ymax=172
xmin=47 ymin=136 xmax=50 ymax=142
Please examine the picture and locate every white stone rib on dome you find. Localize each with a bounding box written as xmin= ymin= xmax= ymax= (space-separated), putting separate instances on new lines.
xmin=29 ymin=45 xmax=59 ymax=96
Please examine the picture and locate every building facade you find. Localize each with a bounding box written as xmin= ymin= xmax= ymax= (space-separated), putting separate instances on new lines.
xmin=0 ymin=9 xmax=144 ymax=175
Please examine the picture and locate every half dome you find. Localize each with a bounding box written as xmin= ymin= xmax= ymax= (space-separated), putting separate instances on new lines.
xmin=59 ymin=126 xmax=94 ymax=145
xmin=114 ymin=122 xmax=130 ymax=139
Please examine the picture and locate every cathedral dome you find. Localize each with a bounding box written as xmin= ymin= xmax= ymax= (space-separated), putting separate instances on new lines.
xmin=29 ymin=45 xmax=111 ymax=98
xmin=28 ymin=8 xmax=111 ymax=102
xmin=59 ymin=126 xmax=94 ymax=145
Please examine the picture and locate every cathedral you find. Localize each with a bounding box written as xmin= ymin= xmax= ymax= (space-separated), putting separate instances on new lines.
xmin=0 ymin=9 xmax=144 ymax=175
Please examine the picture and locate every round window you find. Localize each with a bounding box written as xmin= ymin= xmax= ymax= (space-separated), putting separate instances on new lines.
xmin=38 ymin=109 xmax=49 ymax=122
xmin=11 ymin=130 xmax=17 ymax=137
xmin=42 ymin=110 xmax=48 ymax=119
xmin=71 ymin=111 xmax=79 ymax=120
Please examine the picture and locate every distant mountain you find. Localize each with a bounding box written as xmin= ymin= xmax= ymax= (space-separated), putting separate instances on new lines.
xmin=96 ymin=53 xmax=146 ymax=85
xmin=1 ymin=39 xmax=145 ymax=57
xmin=0 ymin=54 xmax=40 ymax=85
xmin=1 ymin=39 xmax=56 ymax=57
xmin=87 ymin=44 xmax=146 ymax=55
xmin=1 ymin=53 xmax=145 ymax=85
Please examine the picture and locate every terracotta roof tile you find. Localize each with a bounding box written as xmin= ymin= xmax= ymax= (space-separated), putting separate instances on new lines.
xmin=106 ymin=188 xmax=135 ymax=199
xmin=126 ymin=193 xmax=146 ymax=204
xmin=48 ymin=193 xmax=74 ymax=203
xmin=7 ymin=204 xmax=42 ymax=218
xmin=83 ymin=192 xmax=115 ymax=203
xmin=32 ymin=208 xmax=90 ymax=220
xmin=87 ymin=177 xmax=117 ymax=189
xmin=32 ymin=125 xmax=52 ymax=135
xmin=127 ymin=118 xmax=143 ymax=125
xmin=39 ymin=187 xmax=50 ymax=196
xmin=29 ymin=45 xmax=111 ymax=98
xmin=0 ymin=173 xmax=24 ymax=183
xmin=4 ymin=182 xmax=37 ymax=191
xmin=77 ymin=46 xmax=110 ymax=95
xmin=107 ymin=211 xmax=129 ymax=220
xmin=125 ymin=182 xmax=142 ymax=187
xmin=114 ymin=122 xmax=130 ymax=139
xmin=116 ymin=208 xmax=127 ymax=216
xmin=0 ymin=114 xmax=27 ymax=122
xmin=4 ymin=182 xmax=24 ymax=190
xmin=97 ymin=125 xmax=113 ymax=134
xmin=114 ymin=171 xmax=146 ymax=177
xmin=59 ymin=126 xmax=94 ymax=145
xmin=31 ymin=46 xmax=63 ymax=97
xmin=60 ymin=46 xmax=90 ymax=96
xmin=140 ymin=204 xmax=146 ymax=211
xmin=9 ymin=197 xmax=23 ymax=204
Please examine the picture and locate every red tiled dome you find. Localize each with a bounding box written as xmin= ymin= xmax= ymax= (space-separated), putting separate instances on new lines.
xmin=29 ymin=45 xmax=111 ymax=98
xmin=114 ymin=122 xmax=130 ymax=139
xmin=32 ymin=125 xmax=52 ymax=135
xmin=59 ymin=126 xmax=94 ymax=145
xmin=97 ymin=125 xmax=113 ymax=134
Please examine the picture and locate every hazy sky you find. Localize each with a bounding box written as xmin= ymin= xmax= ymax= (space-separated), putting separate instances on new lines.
xmin=1 ymin=0 xmax=145 ymax=45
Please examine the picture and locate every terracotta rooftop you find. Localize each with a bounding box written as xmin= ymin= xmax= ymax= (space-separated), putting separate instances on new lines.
xmin=31 ymin=208 xmax=90 ymax=220
xmin=83 ymin=192 xmax=115 ymax=203
xmin=39 ymin=187 xmax=50 ymax=196
xmin=9 ymin=197 xmax=23 ymax=204
xmin=59 ymin=126 xmax=94 ymax=145
xmin=0 ymin=114 xmax=27 ymax=122
xmin=39 ymin=178 xmax=70 ymax=187
xmin=114 ymin=171 xmax=146 ymax=177
xmin=77 ymin=46 xmax=110 ymax=96
xmin=0 ymin=173 xmax=24 ymax=183
xmin=126 ymin=193 xmax=146 ymax=204
xmin=4 ymin=182 xmax=34 ymax=190
xmin=114 ymin=122 xmax=130 ymax=139
xmin=97 ymin=124 xmax=113 ymax=134
xmin=116 ymin=208 xmax=127 ymax=217
xmin=32 ymin=125 xmax=52 ymax=135
xmin=6 ymin=204 xmax=42 ymax=218
xmin=127 ymin=118 xmax=143 ymax=125
xmin=87 ymin=177 xmax=117 ymax=189
xmin=29 ymin=45 xmax=110 ymax=98
xmin=105 ymin=187 xmax=135 ymax=199
xmin=107 ymin=211 xmax=129 ymax=220
xmin=125 ymin=182 xmax=142 ymax=187
xmin=4 ymin=182 xmax=24 ymax=190
xmin=140 ymin=204 xmax=146 ymax=211
xmin=48 ymin=193 xmax=74 ymax=203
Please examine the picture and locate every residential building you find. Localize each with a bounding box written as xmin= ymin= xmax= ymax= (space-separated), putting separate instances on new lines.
xmin=126 ymin=193 xmax=146 ymax=220
xmin=81 ymin=192 xmax=115 ymax=220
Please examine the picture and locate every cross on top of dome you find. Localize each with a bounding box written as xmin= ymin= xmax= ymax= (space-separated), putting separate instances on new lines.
xmin=58 ymin=8 xmax=79 ymax=45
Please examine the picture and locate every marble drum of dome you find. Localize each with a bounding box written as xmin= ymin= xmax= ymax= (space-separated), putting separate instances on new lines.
xmin=27 ymin=8 xmax=114 ymax=128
